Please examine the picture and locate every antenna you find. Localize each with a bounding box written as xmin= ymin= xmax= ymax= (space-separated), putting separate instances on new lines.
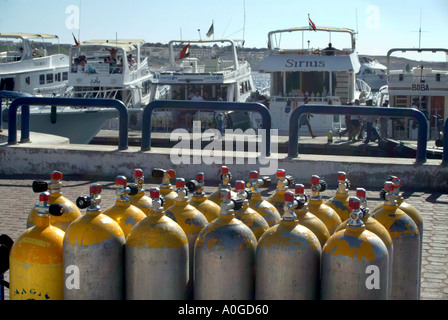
xmin=412 ymin=9 xmax=428 ymax=49
xmin=78 ymin=0 xmax=82 ymax=43
xmin=243 ymin=0 xmax=246 ymax=44
xmin=355 ymin=8 xmax=359 ymax=40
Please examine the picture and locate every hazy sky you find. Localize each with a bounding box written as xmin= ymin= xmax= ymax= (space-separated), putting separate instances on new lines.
xmin=1 ymin=0 xmax=447 ymax=61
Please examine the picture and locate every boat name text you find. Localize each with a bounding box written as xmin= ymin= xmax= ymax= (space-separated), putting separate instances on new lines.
xmin=285 ymin=59 xmax=326 ymax=68
xmin=411 ymin=83 xmax=430 ymax=92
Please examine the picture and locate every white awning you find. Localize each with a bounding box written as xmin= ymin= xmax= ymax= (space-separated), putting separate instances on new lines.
xmin=259 ymin=53 xmax=360 ymax=73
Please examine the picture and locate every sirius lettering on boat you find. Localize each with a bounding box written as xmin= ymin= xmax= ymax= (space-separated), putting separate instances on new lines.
xmin=285 ymin=59 xmax=326 ymax=68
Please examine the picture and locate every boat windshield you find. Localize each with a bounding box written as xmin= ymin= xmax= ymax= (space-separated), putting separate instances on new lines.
xmin=0 ymin=34 xmax=60 ymax=63
xmin=70 ymin=45 xmax=134 ymax=75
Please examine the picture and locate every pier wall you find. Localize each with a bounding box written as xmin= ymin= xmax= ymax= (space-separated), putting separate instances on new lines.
xmin=1 ymin=143 xmax=446 ymax=191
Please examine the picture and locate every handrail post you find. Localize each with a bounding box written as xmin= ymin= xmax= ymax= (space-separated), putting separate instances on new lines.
xmin=7 ymin=97 xmax=128 ymax=150
xmin=288 ymin=105 xmax=428 ymax=164
xmin=442 ymin=118 xmax=448 ymax=165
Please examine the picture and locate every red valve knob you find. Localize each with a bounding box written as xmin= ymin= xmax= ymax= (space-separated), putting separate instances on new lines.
xmin=276 ymin=169 xmax=286 ymax=178
xmin=90 ymin=184 xmax=102 ymax=194
xmin=115 ymin=176 xmax=127 ymax=186
xmin=356 ymin=188 xmax=366 ymax=198
xmin=196 ymin=172 xmax=204 ymax=181
xmin=51 ymin=171 xmax=63 ymax=180
xmin=249 ymin=171 xmax=258 ymax=179
xmin=149 ymin=188 xmax=160 ymax=199
xmin=176 ymin=178 xmax=185 ymax=188
xmin=311 ymin=175 xmax=320 ymax=185
xmin=284 ymin=191 xmax=295 ymax=203
xmin=167 ymin=169 xmax=176 ymax=179
xmin=39 ymin=192 xmax=51 ymax=202
xmin=295 ymin=184 xmax=305 ymax=194
xmin=221 ymin=166 xmax=229 ymax=174
xmin=349 ymin=197 xmax=360 ymax=210
xmin=235 ymin=180 xmax=245 ymax=190
xmin=392 ymin=177 xmax=401 ymax=188
xmin=384 ymin=182 xmax=394 ymax=192
xmin=134 ymin=169 xmax=143 ymax=178
xmin=337 ymin=172 xmax=346 ymax=181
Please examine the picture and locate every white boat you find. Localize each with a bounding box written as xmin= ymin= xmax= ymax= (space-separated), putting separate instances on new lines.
xmin=357 ymin=56 xmax=387 ymax=91
xmin=258 ymin=26 xmax=369 ymax=136
xmin=1 ymin=36 xmax=155 ymax=144
xmin=65 ymin=39 xmax=157 ymax=130
xmin=0 ymin=32 xmax=69 ymax=96
xmin=378 ymin=48 xmax=448 ymax=141
xmin=149 ymin=39 xmax=258 ymax=130
xmin=0 ymin=33 xmax=115 ymax=144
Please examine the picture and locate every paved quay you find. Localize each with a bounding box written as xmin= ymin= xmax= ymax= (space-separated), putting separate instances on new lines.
xmin=0 ymin=175 xmax=447 ymax=300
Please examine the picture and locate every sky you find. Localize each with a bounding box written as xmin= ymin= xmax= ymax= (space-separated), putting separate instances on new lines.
xmin=1 ymin=0 xmax=447 ymax=62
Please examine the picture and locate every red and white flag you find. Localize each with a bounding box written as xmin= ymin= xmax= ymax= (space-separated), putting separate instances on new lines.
xmin=178 ymin=43 xmax=190 ymax=60
xmin=308 ymin=14 xmax=317 ymax=31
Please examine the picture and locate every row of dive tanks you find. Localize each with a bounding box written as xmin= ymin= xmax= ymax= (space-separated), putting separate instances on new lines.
xmin=3 ymin=167 xmax=422 ymax=300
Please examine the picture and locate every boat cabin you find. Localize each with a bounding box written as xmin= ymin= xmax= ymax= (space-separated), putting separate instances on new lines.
xmin=382 ymin=48 xmax=448 ymax=140
xmin=259 ymin=27 xmax=361 ymax=135
xmin=154 ymin=39 xmax=254 ymax=103
xmin=67 ymin=40 xmax=155 ymax=108
xmin=0 ymin=32 xmax=69 ymax=95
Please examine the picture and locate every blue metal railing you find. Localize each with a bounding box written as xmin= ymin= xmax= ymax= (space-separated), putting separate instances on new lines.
xmin=289 ymin=105 xmax=429 ymax=164
xmin=7 ymin=97 xmax=129 ymax=150
xmin=141 ymin=100 xmax=272 ymax=155
xmin=0 ymin=91 xmax=33 ymax=133
xmin=442 ymin=118 xmax=448 ymax=165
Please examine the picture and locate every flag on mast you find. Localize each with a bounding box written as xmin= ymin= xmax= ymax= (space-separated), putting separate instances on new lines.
xmin=178 ymin=43 xmax=190 ymax=60
xmin=308 ymin=14 xmax=317 ymax=31
xmin=206 ymin=22 xmax=214 ymax=38
xmin=72 ymin=33 xmax=81 ymax=46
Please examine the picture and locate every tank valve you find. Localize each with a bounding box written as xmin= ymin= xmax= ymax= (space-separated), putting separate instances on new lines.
xmin=219 ymin=189 xmax=243 ymax=213
xmin=149 ymin=187 xmax=164 ymax=213
xmin=348 ymin=197 xmax=365 ymax=228
xmin=76 ymin=184 xmax=102 ymax=210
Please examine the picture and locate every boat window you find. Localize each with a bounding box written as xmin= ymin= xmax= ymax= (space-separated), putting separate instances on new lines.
xmin=46 ymin=73 xmax=53 ymax=83
xmin=62 ymin=72 xmax=68 ymax=81
xmin=25 ymin=77 xmax=30 ymax=85
xmin=39 ymin=74 xmax=45 ymax=85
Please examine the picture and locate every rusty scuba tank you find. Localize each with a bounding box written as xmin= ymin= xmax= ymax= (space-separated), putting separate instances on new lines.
xmin=246 ymin=170 xmax=280 ymax=227
xmin=334 ymin=188 xmax=394 ymax=299
xmin=129 ymin=169 xmax=152 ymax=215
xmin=63 ymin=184 xmax=125 ymax=300
xmin=307 ymin=175 xmax=342 ymax=235
xmin=9 ymin=192 xmax=65 ymax=300
xmin=266 ymin=169 xmax=295 ymax=216
xmin=371 ymin=175 xmax=423 ymax=296
xmin=102 ymin=175 xmax=146 ymax=237
xmin=324 ymin=171 xmax=351 ymax=221
xmin=321 ymin=196 xmax=390 ymax=300
xmin=233 ymin=180 xmax=269 ymax=240
xmin=255 ymin=190 xmax=321 ymax=300
xmin=194 ymin=189 xmax=257 ymax=300
xmin=164 ymin=178 xmax=208 ymax=299
xmin=187 ymin=172 xmax=220 ymax=222
xmin=27 ymin=171 xmax=81 ymax=231
xmin=152 ymin=168 xmax=178 ymax=210
xmin=125 ymin=187 xmax=189 ymax=300
xmin=371 ymin=181 xmax=420 ymax=300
